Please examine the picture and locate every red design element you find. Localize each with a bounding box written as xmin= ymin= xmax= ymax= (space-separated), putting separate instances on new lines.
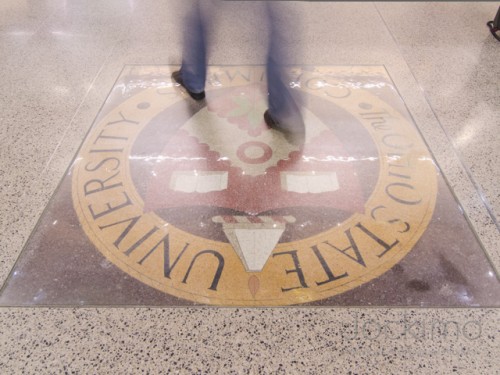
xmin=248 ymin=276 xmax=260 ymax=297
xmin=222 ymin=216 xmax=238 ymax=223
xmin=236 ymin=141 xmax=273 ymax=165
xmin=247 ymin=216 xmax=264 ymax=224
xmin=206 ymin=84 xmax=269 ymax=138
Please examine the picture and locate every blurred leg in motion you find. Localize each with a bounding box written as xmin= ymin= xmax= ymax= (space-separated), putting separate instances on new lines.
xmin=172 ymin=0 xmax=207 ymax=100
xmin=264 ymin=2 xmax=305 ymax=144
xmin=174 ymin=1 xmax=305 ymax=144
xmin=487 ymin=6 xmax=500 ymax=41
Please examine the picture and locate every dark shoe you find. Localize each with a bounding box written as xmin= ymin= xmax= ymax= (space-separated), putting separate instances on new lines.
xmin=264 ymin=109 xmax=280 ymax=129
xmin=172 ymin=70 xmax=206 ymax=100
xmin=264 ymin=109 xmax=305 ymax=146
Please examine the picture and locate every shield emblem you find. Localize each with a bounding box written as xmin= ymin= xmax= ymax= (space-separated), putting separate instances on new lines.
xmin=142 ymin=83 xmax=365 ymax=271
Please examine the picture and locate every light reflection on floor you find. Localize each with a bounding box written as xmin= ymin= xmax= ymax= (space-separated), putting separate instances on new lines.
xmin=0 ymin=66 xmax=498 ymax=307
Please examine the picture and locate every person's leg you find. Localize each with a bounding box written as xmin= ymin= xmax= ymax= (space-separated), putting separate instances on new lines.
xmin=264 ymin=3 xmax=304 ymax=142
xmin=266 ymin=50 xmax=296 ymax=121
xmin=173 ymin=0 xmax=207 ymax=99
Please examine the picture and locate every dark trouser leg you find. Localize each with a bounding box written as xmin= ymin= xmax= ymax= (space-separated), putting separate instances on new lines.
xmin=266 ymin=54 xmax=297 ymax=120
xmin=180 ymin=1 xmax=207 ymax=93
xmin=265 ymin=3 xmax=303 ymax=134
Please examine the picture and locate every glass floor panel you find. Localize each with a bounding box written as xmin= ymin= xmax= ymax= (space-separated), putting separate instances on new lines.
xmin=1 ymin=65 xmax=498 ymax=307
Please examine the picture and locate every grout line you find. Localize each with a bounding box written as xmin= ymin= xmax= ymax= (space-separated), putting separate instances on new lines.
xmin=372 ymin=2 xmax=500 ymax=234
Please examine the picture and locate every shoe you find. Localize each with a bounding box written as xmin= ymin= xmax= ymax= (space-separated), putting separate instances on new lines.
xmin=264 ymin=109 xmax=305 ymax=146
xmin=171 ymin=70 xmax=206 ymax=100
xmin=264 ymin=109 xmax=280 ymax=129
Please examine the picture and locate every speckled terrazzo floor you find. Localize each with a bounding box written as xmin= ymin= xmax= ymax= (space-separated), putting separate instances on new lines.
xmin=1 ymin=1 xmax=499 ymax=373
